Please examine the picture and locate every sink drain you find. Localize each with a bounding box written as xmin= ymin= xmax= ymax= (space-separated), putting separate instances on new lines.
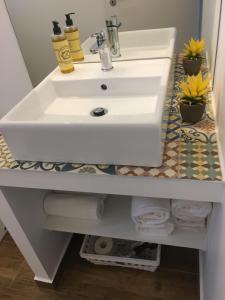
xmin=91 ymin=107 xmax=108 ymax=117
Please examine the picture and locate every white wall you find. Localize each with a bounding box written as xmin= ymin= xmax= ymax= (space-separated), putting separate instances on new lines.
xmin=5 ymin=0 xmax=106 ymax=86
xmin=5 ymin=0 xmax=200 ymax=86
xmin=214 ymin=0 xmax=225 ymax=162
xmin=0 ymin=0 xmax=32 ymax=118
xmin=203 ymin=2 xmax=225 ymax=298
xmin=202 ymin=0 xmax=222 ymax=76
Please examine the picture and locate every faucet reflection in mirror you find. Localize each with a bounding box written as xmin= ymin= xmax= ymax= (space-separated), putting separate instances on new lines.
xmin=106 ymin=16 xmax=122 ymax=58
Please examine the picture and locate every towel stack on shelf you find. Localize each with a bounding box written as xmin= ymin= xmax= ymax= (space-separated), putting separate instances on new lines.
xmin=44 ymin=192 xmax=106 ymax=220
xmin=171 ymin=200 xmax=212 ymax=231
xmin=131 ymin=197 xmax=175 ymax=236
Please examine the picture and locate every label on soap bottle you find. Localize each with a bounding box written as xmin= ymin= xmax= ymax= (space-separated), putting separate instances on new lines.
xmin=53 ymin=39 xmax=74 ymax=73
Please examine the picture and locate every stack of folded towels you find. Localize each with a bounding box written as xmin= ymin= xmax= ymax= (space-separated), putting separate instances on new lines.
xmin=131 ymin=197 xmax=175 ymax=236
xmin=171 ymin=199 xmax=212 ymax=231
xmin=44 ymin=192 xmax=106 ymax=220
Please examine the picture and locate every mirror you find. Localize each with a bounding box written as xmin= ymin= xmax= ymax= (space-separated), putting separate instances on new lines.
xmin=202 ymin=0 xmax=222 ymax=78
xmin=4 ymin=0 xmax=221 ymax=86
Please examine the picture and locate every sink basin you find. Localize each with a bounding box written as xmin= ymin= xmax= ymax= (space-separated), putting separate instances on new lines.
xmin=82 ymin=27 xmax=176 ymax=63
xmin=0 ymin=59 xmax=172 ymax=167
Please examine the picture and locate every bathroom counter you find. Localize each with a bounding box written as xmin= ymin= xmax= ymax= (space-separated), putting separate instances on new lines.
xmin=0 ymin=56 xmax=223 ymax=202
xmin=0 ymin=56 xmax=224 ymax=287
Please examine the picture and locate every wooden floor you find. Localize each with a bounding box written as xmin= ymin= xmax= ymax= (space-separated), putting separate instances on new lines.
xmin=0 ymin=234 xmax=199 ymax=300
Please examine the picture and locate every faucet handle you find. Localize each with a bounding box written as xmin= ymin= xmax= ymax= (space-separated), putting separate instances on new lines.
xmin=117 ymin=21 xmax=122 ymax=28
xmin=91 ymin=31 xmax=106 ymax=46
xmin=91 ymin=32 xmax=105 ymax=39
xmin=91 ymin=32 xmax=100 ymax=38
xmin=106 ymin=20 xmax=113 ymax=27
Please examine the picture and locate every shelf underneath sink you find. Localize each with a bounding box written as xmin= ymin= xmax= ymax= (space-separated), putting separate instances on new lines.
xmin=46 ymin=195 xmax=207 ymax=250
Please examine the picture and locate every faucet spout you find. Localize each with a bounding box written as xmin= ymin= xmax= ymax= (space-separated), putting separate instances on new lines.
xmin=90 ymin=32 xmax=113 ymax=71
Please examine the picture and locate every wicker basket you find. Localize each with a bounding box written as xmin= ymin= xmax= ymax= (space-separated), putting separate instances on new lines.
xmin=80 ymin=235 xmax=161 ymax=272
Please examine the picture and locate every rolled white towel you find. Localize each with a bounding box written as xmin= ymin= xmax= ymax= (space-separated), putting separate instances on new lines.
xmin=174 ymin=217 xmax=206 ymax=231
xmin=44 ymin=192 xmax=106 ymax=220
xmin=132 ymin=197 xmax=170 ymax=226
xmin=136 ymin=219 xmax=175 ymax=236
xmin=172 ymin=200 xmax=212 ymax=221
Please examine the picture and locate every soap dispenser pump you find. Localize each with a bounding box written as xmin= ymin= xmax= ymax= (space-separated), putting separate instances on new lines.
xmin=51 ymin=21 xmax=74 ymax=73
xmin=64 ymin=12 xmax=84 ymax=62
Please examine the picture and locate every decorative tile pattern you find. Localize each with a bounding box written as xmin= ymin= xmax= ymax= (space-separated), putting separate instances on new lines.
xmin=13 ymin=160 xmax=116 ymax=175
xmin=0 ymin=136 xmax=17 ymax=169
xmin=117 ymin=141 xmax=179 ymax=179
xmin=178 ymin=140 xmax=221 ymax=181
xmin=0 ymin=55 xmax=222 ymax=181
xmin=177 ymin=102 xmax=222 ymax=181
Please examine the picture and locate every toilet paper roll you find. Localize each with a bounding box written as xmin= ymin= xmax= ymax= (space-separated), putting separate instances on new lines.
xmin=44 ymin=192 xmax=106 ymax=220
xmin=94 ymin=237 xmax=114 ymax=255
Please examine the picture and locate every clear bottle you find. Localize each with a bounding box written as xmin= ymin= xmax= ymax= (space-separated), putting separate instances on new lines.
xmin=51 ymin=21 xmax=74 ymax=73
xmin=64 ymin=13 xmax=84 ymax=62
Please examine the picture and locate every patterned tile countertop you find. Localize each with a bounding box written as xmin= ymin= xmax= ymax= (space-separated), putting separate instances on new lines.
xmin=0 ymin=55 xmax=222 ymax=181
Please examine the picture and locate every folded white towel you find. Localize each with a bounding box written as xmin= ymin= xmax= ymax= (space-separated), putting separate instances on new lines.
xmin=136 ymin=219 xmax=175 ymax=236
xmin=132 ymin=197 xmax=170 ymax=226
xmin=44 ymin=192 xmax=106 ymax=220
xmin=172 ymin=200 xmax=212 ymax=221
xmin=174 ymin=217 xmax=206 ymax=231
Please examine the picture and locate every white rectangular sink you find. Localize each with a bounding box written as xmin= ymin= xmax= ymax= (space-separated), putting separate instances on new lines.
xmin=82 ymin=27 xmax=176 ymax=62
xmin=0 ymin=59 xmax=172 ymax=167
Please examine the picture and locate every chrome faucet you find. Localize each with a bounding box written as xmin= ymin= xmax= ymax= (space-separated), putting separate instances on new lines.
xmin=90 ymin=32 xmax=113 ymax=71
xmin=106 ymin=16 xmax=121 ymax=58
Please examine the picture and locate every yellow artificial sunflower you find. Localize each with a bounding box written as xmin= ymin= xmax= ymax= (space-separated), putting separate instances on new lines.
xmin=183 ymin=38 xmax=205 ymax=59
xmin=179 ymin=72 xmax=210 ymax=105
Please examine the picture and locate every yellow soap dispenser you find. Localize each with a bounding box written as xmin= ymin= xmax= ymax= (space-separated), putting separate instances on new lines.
xmin=64 ymin=13 xmax=84 ymax=62
xmin=51 ymin=21 xmax=74 ymax=74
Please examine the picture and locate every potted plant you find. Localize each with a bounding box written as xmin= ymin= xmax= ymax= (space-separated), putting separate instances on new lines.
xmin=179 ymin=72 xmax=210 ymax=123
xmin=182 ymin=38 xmax=205 ymax=75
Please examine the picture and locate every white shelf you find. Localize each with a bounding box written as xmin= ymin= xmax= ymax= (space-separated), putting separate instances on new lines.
xmin=46 ymin=195 xmax=207 ymax=250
